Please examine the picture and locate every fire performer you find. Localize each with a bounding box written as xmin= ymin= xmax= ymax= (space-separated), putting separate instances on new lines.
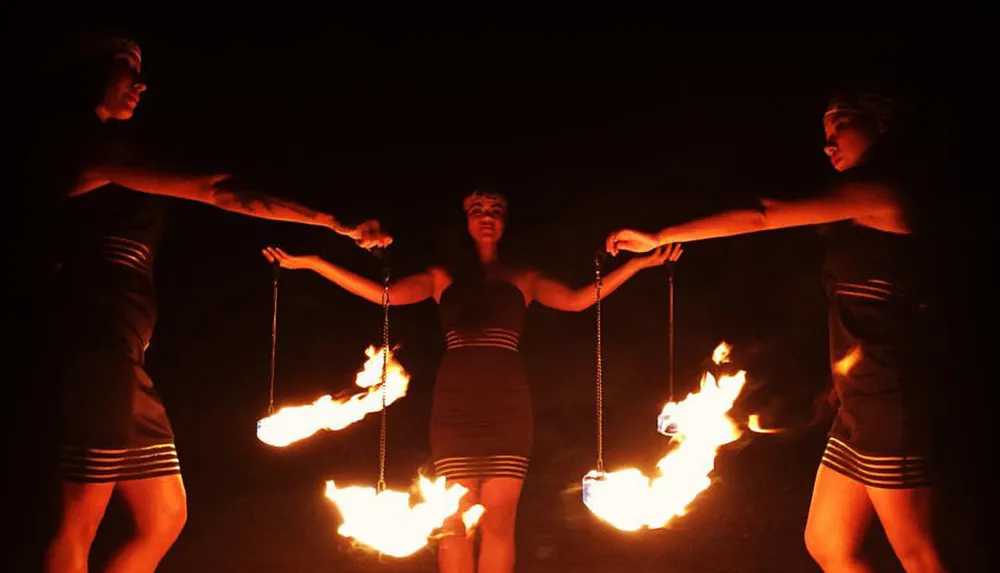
xmin=40 ymin=34 xmax=391 ymax=573
xmin=263 ymin=189 xmax=680 ymax=573
xmin=606 ymin=92 xmax=948 ymax=573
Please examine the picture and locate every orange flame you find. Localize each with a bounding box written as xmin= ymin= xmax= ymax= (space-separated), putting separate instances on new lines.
xmin=256 ymin=346 xmax=410 ymax=447
xmin=324 ymin=475 xmax=485 ymax=558
xmin=747 ymin=414 xmax=781 ymax=434
xmin=583 ymin=342 xmax=747 ymax=531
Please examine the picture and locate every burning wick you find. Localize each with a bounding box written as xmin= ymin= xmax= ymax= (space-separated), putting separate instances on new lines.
xmin=582 ymin=342 xmax=749 ymax=531
xmin=324 ymin=475 xmax=485 ymax=558
xmin=256 ymin=345 xmax=410 ymax=447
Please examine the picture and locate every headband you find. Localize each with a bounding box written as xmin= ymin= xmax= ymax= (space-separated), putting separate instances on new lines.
xmin=463 ymin=190 xmax=507 ymax=215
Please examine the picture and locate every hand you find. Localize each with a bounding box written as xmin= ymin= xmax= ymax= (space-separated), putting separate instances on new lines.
xmin=344 ymin=219 xmax=393 ymax=250
xmin=637 ymin=243 xmax=684 ymax=268
xmin=606 ymin=229 xmax=660 ymax=256
xmin=262 ymin=247 xmax=314 ymax=270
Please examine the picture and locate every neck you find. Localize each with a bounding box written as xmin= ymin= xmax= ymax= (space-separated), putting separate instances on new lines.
xmin=477 ymin=242 xmax=498 ymax=264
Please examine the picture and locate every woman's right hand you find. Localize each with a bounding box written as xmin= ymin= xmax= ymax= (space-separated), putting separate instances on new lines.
xmin=262 ymin=246 xmax=315 ymax=270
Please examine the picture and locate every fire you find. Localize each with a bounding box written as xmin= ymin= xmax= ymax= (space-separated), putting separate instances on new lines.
xmin=834 ymin=345 xmax=862 ymax=376
xmin=256 ymin=346 xmax=410 ymax=447
xmin=324 ymin=475 xmax=485 ymax=558
xmin=747 ymin=414 xmax=780 ymax=434
xmin=583 ymin=342 xmax=748 ymax=531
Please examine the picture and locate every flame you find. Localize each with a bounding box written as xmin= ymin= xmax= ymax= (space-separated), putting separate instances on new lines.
xmin=324 ymin=475 xmax=485 ymax=558
xmin=747 ymin=414 xmax=781 ymax=434
xmin=583 ymin=342 xmax=747 ymax=531
xmin=834 ymin=346 xmax=862 ymax=376
xmin=712 ymin=341 xmax=732 ymax=365
xmin=257 ymin=346 xmax=410 ymax=447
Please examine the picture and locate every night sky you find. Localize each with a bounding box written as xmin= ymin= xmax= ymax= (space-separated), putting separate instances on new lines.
xmin=9 ymin=6 xmax=988 ymax=572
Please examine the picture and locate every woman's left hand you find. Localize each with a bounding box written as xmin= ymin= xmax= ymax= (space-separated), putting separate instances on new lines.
xmin=637 ymin=243 xmax=683 ymax=268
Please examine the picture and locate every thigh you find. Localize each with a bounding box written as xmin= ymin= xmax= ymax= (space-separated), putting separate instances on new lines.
xmin=806 ymin=464 xmax=875 ymax=550
xmin=441 ymin=477 xmax=481 ymax=535
xmin=867 ymin=485 xmax=937 ymax=555
xmin=56 ymin=481 xmax=116 ymax=525
xmin=479 ymin=477 xmax=524 ymax=518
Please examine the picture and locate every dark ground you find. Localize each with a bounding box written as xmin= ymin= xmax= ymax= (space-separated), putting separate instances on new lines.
xmin=7 ymin=8 xmax=989 ymax=572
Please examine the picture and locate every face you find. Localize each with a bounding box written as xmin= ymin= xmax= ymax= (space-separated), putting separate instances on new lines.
xmin=97 ymin=54 xmax=146 ymax=121
xmin=465 ymin=196 xmax=506 ymax=244
xmin=823 ymin=111 xmax=881 ymax=172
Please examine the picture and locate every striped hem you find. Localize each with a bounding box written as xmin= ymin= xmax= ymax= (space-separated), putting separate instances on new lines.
xmin=434 ymin=455 xmax=529 ymax=480
xmin=821 ymin=437 xmax=933 ymax=489
xmin=100 ymin=236 xmax=152 ymax=274
xmin=57 ymin=443 xmax=180 ymax=483
xmin=445 ymin=328 xmax=520 ymax=352
xmin=833 ymin=279 xmax=908 ymax=302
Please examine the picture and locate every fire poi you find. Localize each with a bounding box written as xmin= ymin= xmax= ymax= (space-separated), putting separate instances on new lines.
xmin=579 ymin=255 xmax=768 ymax=531
xmin=256 ymin=345 xmax=411 ymax=447
xmin=324 ymin=474 xmax=485 ymax=558
xmin=261 ymin=258 xmax=484 ymax=556
xmin=583 ymin=340 xmax=750 ymax=531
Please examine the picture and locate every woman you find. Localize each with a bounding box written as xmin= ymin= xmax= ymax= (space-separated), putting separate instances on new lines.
xmin=42 ymin=34 xmax=390 ymax=573
xmin=606 ymin=92 xmax=948 ymax=573
xmin=264 ymin=189 xmax=681 ymax=573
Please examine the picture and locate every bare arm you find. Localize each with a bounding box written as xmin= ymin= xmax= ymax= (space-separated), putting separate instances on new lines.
xmin=76 ymin=166 xmax=350 ymax=232
xmin=263 ymin=247 xmax=435 ymax=306
xmin=530 ymin=247 xmax=677 ymax=312
xmin=655 ymin=182 xmax=905 ymax=245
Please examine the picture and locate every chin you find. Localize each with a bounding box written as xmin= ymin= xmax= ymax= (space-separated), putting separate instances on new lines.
xmin=831 ymin=156 xmax=857 ymax=172
xmin=111 ymin=105 xmax=137 ymax=121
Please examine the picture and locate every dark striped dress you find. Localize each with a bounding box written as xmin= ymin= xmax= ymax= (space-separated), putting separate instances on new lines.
xmin=46 ymin=116 xmax=180 ymax=483
xmin=820 ymin=152 xmax=933 ymax=489
xmin=430 ymin=278 xmax=532 ymax=481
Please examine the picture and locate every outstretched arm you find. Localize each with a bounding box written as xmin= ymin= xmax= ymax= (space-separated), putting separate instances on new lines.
xmin=530 ymin=245 xmax=681 ymax=312
xmin=606 ymin=182 xmax=904 ymax=254
xmin=75 ymin=166 xmax=390 ymax=248
xmin=262 ymin=247 xmax=435 ymax=306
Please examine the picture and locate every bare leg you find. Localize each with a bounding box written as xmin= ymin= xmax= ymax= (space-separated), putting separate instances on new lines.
xmin=477 ymin=477 xmax=523 ymax=573
xmin=438 ymin=478 xmax=479 ymax=573
xmin=868 ymin=485 xmax=949 ymax=573
xmin=804 ymin=465 xmax=877 ymax=573
xmin=101 ymin=474 xmax=187 ymax=573
xmin=44 ymin=481 xmax=115 ymax=573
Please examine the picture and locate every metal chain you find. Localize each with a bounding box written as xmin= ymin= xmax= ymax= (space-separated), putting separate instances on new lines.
xmin=377 ymin=267 xmax=390 ymax=493
xmin=668 ymin=265 xmax=675 ymax=402
xmin=268 ymin=262 xmax=280 ymax=416
xmin=594 ymin=255 xmax=605 ymax=473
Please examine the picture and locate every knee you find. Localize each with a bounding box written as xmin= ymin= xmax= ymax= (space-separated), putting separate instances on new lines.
xmin=805 ymin=524 xmax=856 ymax=568
xmin=138 ymin=492 xmax=187 ymax=541
xmin=893 ymin=539 xmax=946 ymax=572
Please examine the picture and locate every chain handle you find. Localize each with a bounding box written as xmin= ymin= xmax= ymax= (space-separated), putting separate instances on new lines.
xmin=268 ymin=261 xmax=280 ymax=416
xmin=594 ymin=254 xmax=605 ymax=474
xmin=377 ymin=267 xmax=390 ymax=493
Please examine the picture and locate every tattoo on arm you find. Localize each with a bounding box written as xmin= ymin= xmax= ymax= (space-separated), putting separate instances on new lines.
xmin=209 ymin=184 xmax=340 ymax=230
